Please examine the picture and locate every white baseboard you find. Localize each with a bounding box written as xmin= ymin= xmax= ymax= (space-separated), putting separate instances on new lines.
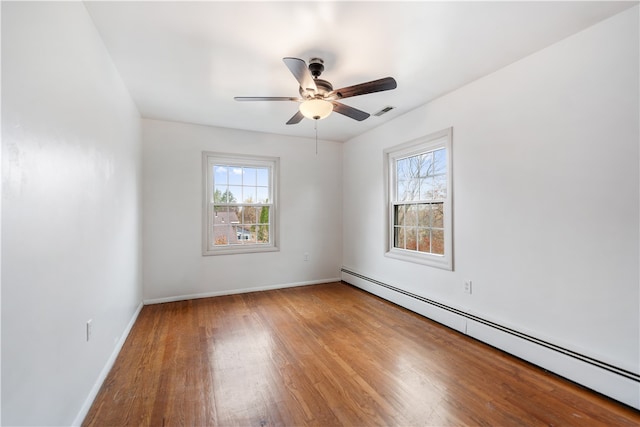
xmin=72 ymin=301 xmax=144 ymax=426
xmin=466 ymin=318 xmax=640 ymax=410
xmin=143 ymin=277 xmax=342 ymax=305
xmin=341 ymin=267 xmax=640 ymax=410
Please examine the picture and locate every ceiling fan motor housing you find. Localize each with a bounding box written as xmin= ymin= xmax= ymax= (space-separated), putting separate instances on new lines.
xmin=299 ymin=78 xmax=333 ymax=99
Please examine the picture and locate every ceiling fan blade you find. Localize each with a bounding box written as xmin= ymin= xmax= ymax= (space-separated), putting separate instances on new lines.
xmin=329 ymin=77 xmax=397 ymax=100
xmin=234 ymin=96 xmax=301 ymax=101
xmin=331 ymin=102 xmax=370 ymax=121
xmin=283 ymin=57 xmax=317 ymax=93
xmin=286 ymin=110 xmax=304 ymax=125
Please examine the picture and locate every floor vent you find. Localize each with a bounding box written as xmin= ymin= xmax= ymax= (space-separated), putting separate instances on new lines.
xmin=373 ymin=106 xmax=395 ymax=116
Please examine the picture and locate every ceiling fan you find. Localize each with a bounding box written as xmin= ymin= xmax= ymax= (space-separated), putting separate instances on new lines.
xmin=234 ymin=57 xmax=397 ymax=125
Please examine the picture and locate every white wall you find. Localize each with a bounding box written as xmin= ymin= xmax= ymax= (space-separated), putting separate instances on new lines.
xmin=1 ymin=2 xmax=142 ymax=425
xmin=142 ymin=119 xmax=342 ymax=302
xmin=1 ymin=1 xmax=636 ymax=422
xmin=343 ymin=5 xmax=639 ymax=401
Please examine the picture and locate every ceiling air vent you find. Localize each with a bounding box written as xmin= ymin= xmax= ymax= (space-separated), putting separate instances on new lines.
xmin=373 ymin=106 xmax=395 ymax=117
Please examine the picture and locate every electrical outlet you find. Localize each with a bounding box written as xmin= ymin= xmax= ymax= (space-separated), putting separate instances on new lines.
xmin=464 ymin=280 xmax=473 ymax=295
xmin=86 ymin=319 xmax=93 ymax=342
xmin=304 ymin=252 xmax=309 ymax=261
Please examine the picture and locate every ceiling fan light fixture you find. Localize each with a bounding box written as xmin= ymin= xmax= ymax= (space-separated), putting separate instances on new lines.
xmin=299 ymin=99 xmax=333 ymax=120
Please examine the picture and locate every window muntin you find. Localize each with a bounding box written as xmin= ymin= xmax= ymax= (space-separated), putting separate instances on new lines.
xmin=385 ymin=128 xmax=452 ymax=270
xmin=203 ymin=153 xmax=278 ymax=255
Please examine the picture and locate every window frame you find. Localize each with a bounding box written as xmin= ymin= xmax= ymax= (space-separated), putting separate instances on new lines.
xmin=202 ymin=152 xmax=279 ymax=256
xmin=384 ymin=128 xmax=453 ymax=270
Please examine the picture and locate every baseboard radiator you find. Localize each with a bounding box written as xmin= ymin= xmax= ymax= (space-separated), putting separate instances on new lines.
xmin=341 ymin=267 xmax=640 ymax=410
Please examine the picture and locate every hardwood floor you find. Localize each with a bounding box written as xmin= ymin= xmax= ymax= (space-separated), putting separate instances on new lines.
xmin=83 ymin=282 xmax=639 ymax=426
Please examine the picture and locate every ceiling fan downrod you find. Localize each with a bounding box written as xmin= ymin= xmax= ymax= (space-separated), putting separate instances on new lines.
xmin=308 ymin=58 xmax=324 ymax=79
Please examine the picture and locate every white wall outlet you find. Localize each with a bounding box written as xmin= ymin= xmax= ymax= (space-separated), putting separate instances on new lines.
xmin=464 ymin=280 xmax=473 ymax=294
xmin=86 ymin=319 xmax=93 ymax=342
xmin=304 ymin=252 xmax=309 ymax=261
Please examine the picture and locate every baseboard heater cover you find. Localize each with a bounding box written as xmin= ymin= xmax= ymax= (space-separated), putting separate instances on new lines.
xmin=340 ymin=267 xmax=640 ymax=410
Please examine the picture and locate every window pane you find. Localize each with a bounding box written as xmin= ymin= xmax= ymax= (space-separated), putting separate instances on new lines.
xmin=420 ymin=152 xmax=433 ymax=177
xmin=418 ymin=228 xmax=431 ymax=253
xmin=213 ymin=225 xmax=230 ymax=246
xmin=433 ymin=174 xmax=446 ymax=199
xmin=235 ymin=225 xmax=254 ymax=243
xmin=228 ymin=186 xmax=242 ymax=203
xmin=256 ymin=206 xmax=270 ymax=225
xmin=407 ymin=180 xmax=421 ymax=201
xmin=417 ymin=204 xmax=430 ymax=227
xmin=214 ymin=165 xmax=228 ymax=185
xmin=405 ymin=227 xmax=417 ymax=251
xmin=256 ymin=186 xmax=269 ymax=203
xmin=242 ymin=206 xmax=257 ymax=225
xmin=405 ymin=204 xmax=417 ymax=226
xmin=257 ymin=168 xmax=269 ymax=187
xmin=432 ymin=229 xmax=445 ymax=255
xmin=243 ymin=187 xmax=257 ymax=203
xmin=433 ymin=148 xmax=446 ymax=175
xmin=432 ymin=203 xmax=444 ymax=228
xmin=243 ymin=167 xmax=257 ymax=186
xmin=394 ymin=226 xmax=405 ymax=249
xmin=228 ymin=167 xmax=243 ymax=185
xmin=420 ymin=177 xmax=434 ymax=200
xmin=396 ymin=158 xmax=410 ymax=182
xmin=228 ymin=225 xmax=241 ymax=245
xmin=394 ymin=205 xmax=405 ymax=226
xmin=214 ymin=185 xmax=228 ymax=203
xmin=257 ymin=225 xmax=269 ymax=243
xmin=397 ymin=180 xmax=407 ymax=201
xmin=214 ymin=206 xmax=238 ymax=224
xmin=409 ymin=156 xmax=421 ymax=180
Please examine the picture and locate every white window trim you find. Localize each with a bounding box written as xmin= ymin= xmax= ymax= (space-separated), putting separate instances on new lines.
xmin=202 ymin=152 xmax=279 ymax=256
xmin=384 ymin=128 xmax=453 ymax=270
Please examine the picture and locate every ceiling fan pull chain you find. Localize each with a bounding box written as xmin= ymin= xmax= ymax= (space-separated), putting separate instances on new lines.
xmin=315 ymin=120 xmax=318 ymax=155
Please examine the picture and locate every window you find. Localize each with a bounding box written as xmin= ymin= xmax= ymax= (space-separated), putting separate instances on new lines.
xmin=385 ymin=128 xmax=453 ymax=270
xmin=202 ymin=152 xmax=279 ymax=255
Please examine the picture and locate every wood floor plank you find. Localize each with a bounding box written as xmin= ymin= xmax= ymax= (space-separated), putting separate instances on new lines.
xmin=83 ymin=282 xmax=640 ymax=426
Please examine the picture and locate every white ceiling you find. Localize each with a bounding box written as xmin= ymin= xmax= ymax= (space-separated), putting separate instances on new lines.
xmin=84 ymin=1 xmax=636 ymax=142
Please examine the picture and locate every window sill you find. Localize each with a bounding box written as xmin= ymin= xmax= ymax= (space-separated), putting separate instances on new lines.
xmin=385 ymin=248 xmax=452 ymax=271
xmin=203 ymin=245 xmax=279 ymax=256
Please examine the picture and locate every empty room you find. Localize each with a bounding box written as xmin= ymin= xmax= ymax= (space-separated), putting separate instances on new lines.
xmin=2 ymin=1 xmax=639 ymax=425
